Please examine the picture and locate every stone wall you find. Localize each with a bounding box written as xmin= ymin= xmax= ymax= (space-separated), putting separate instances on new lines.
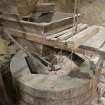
xmin=0 ymin=0 xmax=105 ymax=25
xmin=78 ymin=0 xmax=105 ymax=25
xmin=53 ymin=0 xmax=105 ymax=26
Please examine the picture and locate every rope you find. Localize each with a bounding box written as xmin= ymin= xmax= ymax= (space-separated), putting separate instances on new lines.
xmin=69 ymin=0 xmax=79 ymax=69
xmin=73 ymin=0 xmax=79 ymax=32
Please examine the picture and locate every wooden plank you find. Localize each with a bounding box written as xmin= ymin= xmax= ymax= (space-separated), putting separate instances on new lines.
xmin=81 ymin=27 xmax=105 ymax=51
xmin=46 ymin=24 xmax=75 ymax=39
xmin=57 ymin=24 xmax=88 ymax=40
xmin=66 ymin=26 xmax=99 ymax=49
xmin=56 ymin=24 xmax=82 ymax=40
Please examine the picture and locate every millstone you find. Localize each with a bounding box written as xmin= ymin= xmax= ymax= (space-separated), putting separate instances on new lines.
xmin=10 ymin=51 xmax=96 ymax=105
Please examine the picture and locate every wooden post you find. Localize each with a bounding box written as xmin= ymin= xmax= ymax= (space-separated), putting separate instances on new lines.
xmin=0 ymin=70 xmax=14 ymax=105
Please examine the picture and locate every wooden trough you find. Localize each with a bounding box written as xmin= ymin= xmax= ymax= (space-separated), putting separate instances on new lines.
xmin=0 ymin=12 xmax=79 ymax=35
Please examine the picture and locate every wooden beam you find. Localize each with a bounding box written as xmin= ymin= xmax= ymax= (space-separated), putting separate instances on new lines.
xmin=4 ymin=28 xmax=73 ymax=51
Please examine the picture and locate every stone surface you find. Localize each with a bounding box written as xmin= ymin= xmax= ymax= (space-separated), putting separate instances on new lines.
xmin=10 ymin=51 xmax=95 ymax=105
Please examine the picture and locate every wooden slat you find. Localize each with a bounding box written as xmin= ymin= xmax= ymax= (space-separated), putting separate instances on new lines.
xmin=57 ymin=24 xmax=88 ymax=40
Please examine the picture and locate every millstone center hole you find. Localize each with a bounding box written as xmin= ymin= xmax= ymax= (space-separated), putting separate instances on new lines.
xmin=25 ymin=54 xmax=86 ymax=76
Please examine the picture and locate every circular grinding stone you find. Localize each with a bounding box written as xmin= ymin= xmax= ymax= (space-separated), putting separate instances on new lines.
xmin=10 ymin=51 xmax=96 ymax=105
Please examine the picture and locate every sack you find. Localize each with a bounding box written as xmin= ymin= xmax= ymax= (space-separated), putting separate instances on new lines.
xmin=16 ymin=0 xmax=38 ymax=16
